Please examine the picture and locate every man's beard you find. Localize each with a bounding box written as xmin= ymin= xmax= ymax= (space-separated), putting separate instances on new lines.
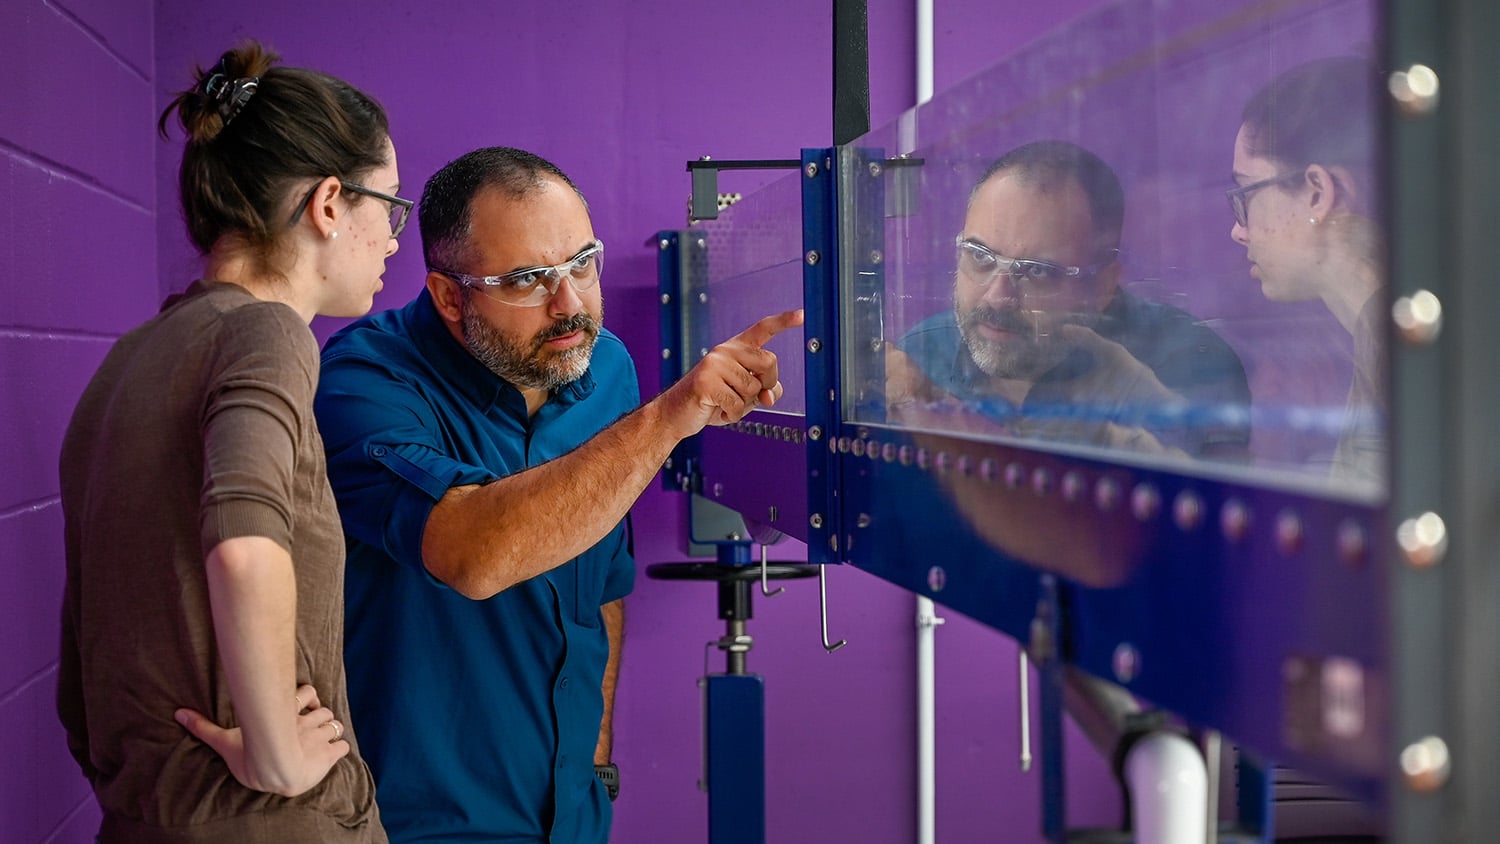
xmin=461 ymin=298 xmax=602 ymax=390
xmin=955 ymin=300 xmax=1067 ymax=382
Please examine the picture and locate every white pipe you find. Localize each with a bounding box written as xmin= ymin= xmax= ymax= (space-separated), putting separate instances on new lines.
xmin=913 ymin=4 xmax=936 ymax=843
xmin=1123 ymin=732 xmax=1209 ymax=844
xmin=916 ymin=596 xmax=941 ymax=844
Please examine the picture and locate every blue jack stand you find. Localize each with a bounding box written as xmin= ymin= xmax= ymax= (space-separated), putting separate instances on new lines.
xmin=647 ymin=542 xmax=817 ymax=844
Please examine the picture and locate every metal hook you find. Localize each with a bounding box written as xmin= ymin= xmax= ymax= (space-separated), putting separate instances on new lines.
xmin=818 ymin=565 xmax=847 ymax=652
xmin=759 ymin=543 xmax=784 ymax=597
xmin=1019 ymin=650 xmax=1032 ymax=772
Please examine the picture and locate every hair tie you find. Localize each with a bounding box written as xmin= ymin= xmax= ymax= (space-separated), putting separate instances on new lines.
xmin=201 ymin=62 xmax=260 ymax=127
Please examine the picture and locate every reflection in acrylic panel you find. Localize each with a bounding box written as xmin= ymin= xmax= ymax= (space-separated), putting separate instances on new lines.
xmin=845 ymin=0 xmax=1382 ymax=500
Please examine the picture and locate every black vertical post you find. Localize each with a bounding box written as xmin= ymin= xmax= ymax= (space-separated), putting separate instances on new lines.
xmin=833 ymin=0 xmax=870 ymax=146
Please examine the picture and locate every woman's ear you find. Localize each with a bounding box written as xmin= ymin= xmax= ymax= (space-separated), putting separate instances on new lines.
xmin=1303 ymin=164 xmax=1342 ymax=221
xmin=303 ymin=176 xmax=344 ymax=240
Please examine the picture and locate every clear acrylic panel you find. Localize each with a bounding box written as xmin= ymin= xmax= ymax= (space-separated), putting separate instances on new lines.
xmin=679 ymin=169 xmax=807 ymax=416
xmin=841 ymin=0 xmax=1384 ymax=501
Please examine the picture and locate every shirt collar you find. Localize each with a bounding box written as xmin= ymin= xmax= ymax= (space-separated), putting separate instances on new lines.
xmin=406 ymin=289 xmax=597 ymax=413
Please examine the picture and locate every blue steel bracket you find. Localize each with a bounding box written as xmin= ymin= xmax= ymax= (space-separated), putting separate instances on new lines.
xmin=656 ymin=229 xmax=698 ymax=493
xmin=702 ymin=673 xmax=766 ymax=844
xmin=801 ymin=148 xmax=842 ymax=564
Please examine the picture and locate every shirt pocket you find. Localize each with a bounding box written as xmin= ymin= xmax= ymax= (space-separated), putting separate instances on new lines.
xmin=548 ymin=555 xmax=603 ymax=629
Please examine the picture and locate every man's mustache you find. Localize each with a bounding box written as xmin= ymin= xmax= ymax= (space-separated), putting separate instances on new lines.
xmin=963 ymin=306 xmax=1035 ymax=338
xmin=533 ymin=313 xmax=599 ymax=348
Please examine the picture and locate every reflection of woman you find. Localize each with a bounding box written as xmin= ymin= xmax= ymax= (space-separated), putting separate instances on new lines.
xmin=1228 ymin=56 xmax=1384 ymax=489
xmin=1226 ymin=56 xmax=1384 ymax=841
xmin=59 ymin=42 xmax=405 ymax=841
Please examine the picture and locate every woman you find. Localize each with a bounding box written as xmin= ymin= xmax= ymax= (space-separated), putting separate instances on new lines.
xmin=1228 ymin=55 xmax=1385 ymax=490
xmin=58 ymin=41 xmax=408 ymax=842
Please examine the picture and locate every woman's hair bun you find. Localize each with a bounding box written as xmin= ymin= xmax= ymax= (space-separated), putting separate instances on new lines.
xmin=160 ymin=41 xmax=280 ymax=143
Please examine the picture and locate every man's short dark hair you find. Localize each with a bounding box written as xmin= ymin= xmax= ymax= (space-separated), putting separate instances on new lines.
xmin=419 ymin=146 xmax=587 ymax=274
xmin=971 ymin=140 xmax=1125 ymax=253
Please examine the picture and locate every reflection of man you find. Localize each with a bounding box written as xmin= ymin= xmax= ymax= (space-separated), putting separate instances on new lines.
xmin=897 ymin=140 xmax=1249 ymax=459
xmin=315 ymin=147 xmax=799 ymax=843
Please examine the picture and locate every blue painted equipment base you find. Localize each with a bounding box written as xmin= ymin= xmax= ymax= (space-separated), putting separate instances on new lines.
xmin=704 ymin=673 xmax=766 ymax=844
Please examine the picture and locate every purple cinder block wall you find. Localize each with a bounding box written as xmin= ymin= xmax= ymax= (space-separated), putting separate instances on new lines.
xmin=2 ymin=0 xmax=157 ymax=840
xmin=6 ymin=2 xmax=1125 ymax=842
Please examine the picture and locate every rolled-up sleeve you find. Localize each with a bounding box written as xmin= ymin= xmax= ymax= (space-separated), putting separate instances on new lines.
xmin=315 ymin=356 xmax=494 ymax=577
xmin=198 ymin=303 xmax=318 ymax=555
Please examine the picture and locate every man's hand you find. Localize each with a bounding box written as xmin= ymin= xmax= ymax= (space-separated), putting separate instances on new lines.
xmin=1056 ymin=323 xmax=1182 ymax=409
xmin=173 ymin=683 xmax=350 ymax=798
xmin=657 ymin=309 xmax=803 ymax=439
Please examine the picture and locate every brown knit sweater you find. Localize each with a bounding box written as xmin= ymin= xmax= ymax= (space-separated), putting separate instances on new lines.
xmin=58 ymin=281 xmax=384 ymax=843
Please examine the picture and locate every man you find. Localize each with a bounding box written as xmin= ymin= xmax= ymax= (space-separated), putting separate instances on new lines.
xmin=314 ymin=147 xmax=799 ymax=843
xmin=895 ymin=139 xmax=1250 ymax=460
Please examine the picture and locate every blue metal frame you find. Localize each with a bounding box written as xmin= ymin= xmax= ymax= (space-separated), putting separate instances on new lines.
xmin=801 ymin=148 xmax=842 ymax=564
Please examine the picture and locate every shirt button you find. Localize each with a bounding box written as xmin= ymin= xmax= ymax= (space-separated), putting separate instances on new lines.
xmin=372 ymin=446 xmax=387 ymax=457
xmin=558 ymin=754 xmax=567 ymax=769
xmin=559 ymin=677 xmax=570 ymax=689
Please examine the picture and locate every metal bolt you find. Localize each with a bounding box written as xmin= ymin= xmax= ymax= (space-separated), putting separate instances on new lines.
xmin=1061 ymin=471 xmax=1085 ymax=503
xmin=927 ymin=566 xmax=946 ymax=592
xmin=1003 ymin=462 xmax=1025 ymax=489
xmin=1397 ymin=512 xmax=1448 ymax=568
xmin=808 ymin=425 xmax=822 ymax=441
xmin=1338 ymin=519 xmax=1368 ymax=566
xmin=661 ymin=348 xmax=671 ymax=360
xmin=698 ymin=292 xmax=708 ymax=303
xmin=664 ymin=457 xmax=673 ymax=469
xmin=1173 ymin=491 xmax=1204 ymax=532
xmin=1130 ymin=483 xmax=1160 ymax=522
xmin=810 ymin=513 xmax=824 ymax=529
xmin=1031 ymin=467 xmax=1053 ymax=496
xmin=727 ymin=532 xmax=742 ymax=541
xmin=805 ymin=162 xmax=819 ymax=178
xmin=1389 ymin=64 xmax=1440 ymax=117
xmin=699 ymin=347 xmax=709 ymax=358
xmin=1095 ymin=477 xmax=1121 ymax=512
xmin=1400 ymin=736 xmax=1451 ymax=792
xmin=1112 ymin=643 xmax=1140 ymax=683
xmin=870 ymin=338 xmax=884 ymax=352
xmin=1393 ymin=290 xmax=1442 ymax=345
xmin=805 ymin=250 xmax=820 ymax=266
xmin=658 ymin=238 xmax=670 ymax=251
xmin=660 ymin=293 xmax=671 ymax=304
xmin=695 ymin=237 xmax=706 ymax=249
xmin=700 ymin=155 xmax=712 ymax=161
xmin=712 ymin=483 xmax=724 ymax=498
xmin=868 ymin=161 xmax=883 ymax=177
xmin=1221 ymin=498 xmax=1250 ymax=542
xmin=807 ymin=338 xmax=822 ymax=353
xmin=1276 ymin=509 xmax=1304 ymax=556
xmin=870 ymin=250 xmax=883 ymax=265
xmin=856 ymin=513 xmax=871 ymax=528
xmin=768 ymin=506 xmax=778 ymax=522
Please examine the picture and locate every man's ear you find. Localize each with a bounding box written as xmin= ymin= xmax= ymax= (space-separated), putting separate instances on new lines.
xmin=1091 ymin=253 xmax=1122 ymax=308
xmin=426 ymin=271 xmax=465 ymax=323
